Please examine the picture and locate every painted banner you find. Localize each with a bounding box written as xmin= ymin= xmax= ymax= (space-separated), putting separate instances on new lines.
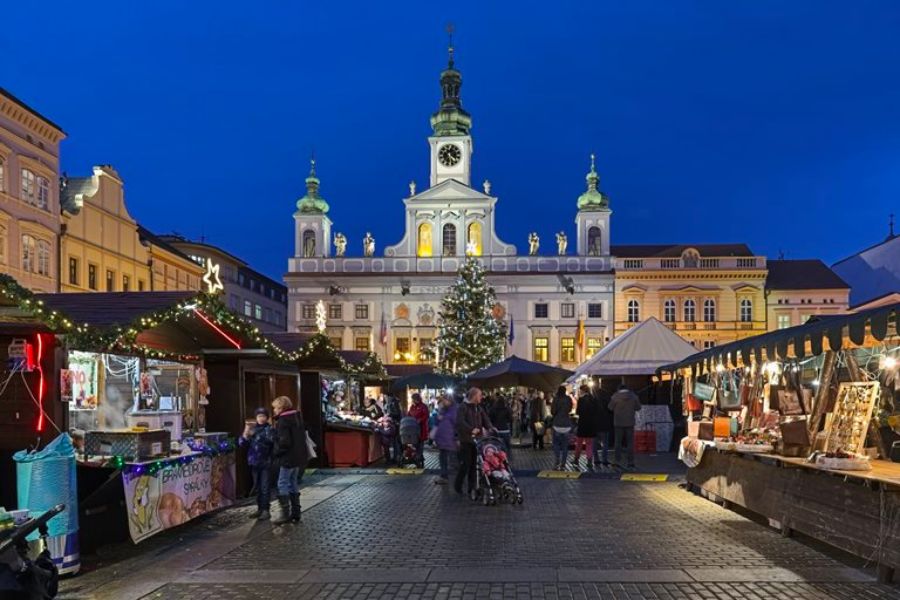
xmin=122 ymin=452 xmax=236 ymax=543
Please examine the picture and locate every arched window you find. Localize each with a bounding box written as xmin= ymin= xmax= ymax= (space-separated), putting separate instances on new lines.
xmin=21 ymin=234 xmax=35 ymax=272
xmin=301 ymin=229 xmax=317 ymax=258
xmin=740 ymin=298 xmax=753 ymax=323
xmin=682 ymin=250 xmax=699 ymax=268
xmin=442 ymin=223 xmax=457 ymax=256
xmin=684 ymin=299 xmax=696 ymax=322
xmin=466 ymin=221 xmax=482 ymax=256
xmin=417 ymin=222 xmax=433 ymax=257
xmin=37 ymin=240 xmax=50 ymax=276
xmin=627 ymin=299 xmax=640 ymax=323
xmin=663 ymin=299 xmax=676 ymax=322
xmin=703 ymin=299 xmax=716 ymax=322
xmin=587 ymin=226 xmax=602 ymax=256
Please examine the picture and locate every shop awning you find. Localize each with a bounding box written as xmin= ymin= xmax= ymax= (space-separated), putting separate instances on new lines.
xmin=658 ymin=302 xmax=900 ymax=374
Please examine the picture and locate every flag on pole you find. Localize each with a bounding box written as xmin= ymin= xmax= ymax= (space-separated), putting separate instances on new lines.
xmin=379 ymin=310 xmax=388 ymax=346
xmin=576 ymin=317 xmax=585 ymax=361
xmin=507 ymin=315 xmax=515 ymax=346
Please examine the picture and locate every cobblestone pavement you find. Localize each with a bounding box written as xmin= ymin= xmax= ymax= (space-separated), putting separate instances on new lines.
xmin=58 ymin=453 xmax=900 ymax=600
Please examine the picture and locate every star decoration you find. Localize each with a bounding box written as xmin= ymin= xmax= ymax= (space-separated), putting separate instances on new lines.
xmin=202 ymin=258 xmax=224 ymax=295
xmin=315 ymin=300 xmax=327 ymax=333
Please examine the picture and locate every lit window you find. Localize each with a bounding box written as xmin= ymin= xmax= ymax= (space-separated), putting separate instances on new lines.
xmin=418 ymin=337 xmax=432 ymax=359
xmin=417 ymin=222 xmax=433 ymax=257
xmin=329 ymin=337 xmax=342 ymax=348
xmin=561 ymin=303 xmax=575 ymax=319
xmin=88 ymin=264 xmax=97 ymax=290
xmin=255 ymin=304 xmax=263 ymax=320
xmin=586 ymin=338 xmax=603 ymax=358
xmin=20 ymin=169 xmax=35 ymax=204
xmin=663 ymin=299 xmax=676 ymax=322
xmin=587 ymin=303 xmax=602 ymax=319
xmin=106 ymin=270 xmax=115 ymax=291
xmin=627 ymin=299 xmax=640 ymax=323
xmin=466 ymin=221 xmax=482 ymax=256
xmin=442 ymin=223 xmax=457 ymax=255
xmin=68 ymin=257 xmax=79 ymax=285
xmin=244 ymin=300 xmax=252 ymax=317
xmin=122 ymin=274 xmax=130 ymax=292
xmin=355 ymin=304 xmax=369 ymax=320
xmin=739 ymin=298 xmax=752 ymax=323
xmin=533 ymin=337 xmax=549 ymax=362
xmin=560 ymin=337 xmax=576 ymax=363
xmin=534 ymin=303 xmax=548 ymax=319
xmin=329 ymin=304 xmax=342 ymax=319
xmin=21 ymin=234 xmax=35 ymax=272
xmin=36 ymin=176 xmax=49 ymax=209
xmin=395 ymin=337 xmax=411 ymax=361
xmin=301 ymin=304 xmax=316 ymax=319
xmin=703 ymin=299 xmax=716 ymax=322
xmin=37 ymin=241 xmax=50 ymax=276
xmin=355 ymin=337 xmax=370 ymax=351
xmin=777 ymin=314 xmax=791 ymax=329
xmin=683 ymin=299 xmax=696 ymax=322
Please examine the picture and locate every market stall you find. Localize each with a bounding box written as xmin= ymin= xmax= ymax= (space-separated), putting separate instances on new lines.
xmin=292 ymin=334 xmax=387 ymax=467
xmin=660 ymin=303 xmax=900 ymax=582
xmin=0 ymin=283 xmax=280 ymax=549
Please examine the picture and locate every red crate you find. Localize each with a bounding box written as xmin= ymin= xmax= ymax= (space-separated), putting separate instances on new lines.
xmin=634 ymin=430 xmax=657 ymax=453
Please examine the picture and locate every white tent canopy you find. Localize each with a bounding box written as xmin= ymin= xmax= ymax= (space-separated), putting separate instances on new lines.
xmin=573 ymin=317 xmax=698 ymax=377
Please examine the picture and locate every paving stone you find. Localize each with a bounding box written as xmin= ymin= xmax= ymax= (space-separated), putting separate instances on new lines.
xmin=427 ymin=568 xmax=558 ymax=582
xmin=301 ymin=568 xmax=430 ymax=583
xmin=557 ymin=569 xmax=692 ymax=583
xmin=174 ymin=569 xmax=306 ymax=584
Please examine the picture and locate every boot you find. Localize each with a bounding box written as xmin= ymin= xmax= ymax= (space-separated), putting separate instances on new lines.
xmin=272 ymin=495 xmax=291 ymax=525
xmin=247 ymin=508 xmax=261 ymax=519
xmin=289 ymin=492 xmax=301 ymax=523
xmin=257 ymin=506 xmax=271 ymax=521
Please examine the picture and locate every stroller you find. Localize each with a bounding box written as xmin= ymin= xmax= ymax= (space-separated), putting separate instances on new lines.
xmin=398 ymin=416 xmax=424 ymax=468
xmin=0 ymin=503 xmax=65 ymax=600
xmin=474 ymin=437 xmax=524 ymax=506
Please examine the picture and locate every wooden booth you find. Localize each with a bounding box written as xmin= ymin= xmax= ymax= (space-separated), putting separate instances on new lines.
xmin=661 ymin=303 xmax=900 ymax=582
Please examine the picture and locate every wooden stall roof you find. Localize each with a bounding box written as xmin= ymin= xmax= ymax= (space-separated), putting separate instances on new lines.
xmin=33 ymin=292 xmax=197 ymax=329
xmin=385 ymin=364 xmax=434 ymax=378
xmin=658 ymin=302 xmax=900 ymax=374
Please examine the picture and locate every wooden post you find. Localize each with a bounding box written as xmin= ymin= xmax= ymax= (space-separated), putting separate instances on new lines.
xmin=808 ymin=351 xmax=835 ymax=437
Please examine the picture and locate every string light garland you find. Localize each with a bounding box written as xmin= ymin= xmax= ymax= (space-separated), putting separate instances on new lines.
xmin=109 ymin=439 xmax=237 ymax=476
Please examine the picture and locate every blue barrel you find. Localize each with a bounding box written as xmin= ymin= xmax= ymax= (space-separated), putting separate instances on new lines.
xmin=14 ymin=433 xmax=80 ymax=575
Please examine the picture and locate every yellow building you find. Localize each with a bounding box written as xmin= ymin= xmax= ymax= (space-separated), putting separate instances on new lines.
xmin=60 ymin=166 xmax=152 ymax=292
xmin=136 ymin=227 xmax=204 ymax=292
xmin=765 ymin=259 xmax=850 ymax=330
xmin=613 ymin=244 xmax=767 ymax=349
xmin=0 ymin=88 xmax=66 ymax=292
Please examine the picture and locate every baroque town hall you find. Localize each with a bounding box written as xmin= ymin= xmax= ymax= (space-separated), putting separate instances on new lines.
xmin=284 ymin=46 xmax=848 ymax=368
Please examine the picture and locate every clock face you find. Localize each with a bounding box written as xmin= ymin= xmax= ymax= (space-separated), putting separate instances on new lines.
xmin=438 ymin=144 xmax=462 ymax=167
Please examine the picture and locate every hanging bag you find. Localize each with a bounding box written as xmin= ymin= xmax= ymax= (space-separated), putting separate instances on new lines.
xmin=718 ymin=372 xmax=741 ymax=411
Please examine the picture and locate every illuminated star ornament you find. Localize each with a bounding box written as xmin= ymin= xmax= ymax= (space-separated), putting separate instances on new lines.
xmin=315 ymin=300 xmax=327 ymax=333
xmin=202 ymin=258 xmax=224 ymax=295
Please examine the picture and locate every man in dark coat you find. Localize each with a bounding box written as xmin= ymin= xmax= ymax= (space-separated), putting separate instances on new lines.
xmin=592 ymin=377 xmax=614 ymax=467
xmin=573 ymin=385 xmax=599 ymax=471
xmin=271 ymin=396 xmax=309 ymax=524
xmin=454 ymin=387 xmax=493 ymax=497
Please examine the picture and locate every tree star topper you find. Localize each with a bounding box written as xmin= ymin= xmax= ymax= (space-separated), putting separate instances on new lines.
xmin=202 ymin=258 xmax=224 ymax=295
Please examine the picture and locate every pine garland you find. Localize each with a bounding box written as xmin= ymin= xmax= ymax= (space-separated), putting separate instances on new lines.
xmin=434 ymin=257 xmax=506 ymax=374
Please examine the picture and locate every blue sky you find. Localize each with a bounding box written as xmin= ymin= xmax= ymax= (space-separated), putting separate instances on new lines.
xmin=4 ymin=1 xmax=900 ymax=280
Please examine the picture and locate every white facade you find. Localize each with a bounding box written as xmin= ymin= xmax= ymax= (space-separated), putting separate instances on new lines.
xmin=285 ymin=52 xmax=615 ymax=368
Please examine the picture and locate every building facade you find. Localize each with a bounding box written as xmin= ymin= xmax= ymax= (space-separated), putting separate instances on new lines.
xmin=60 ymin=165 xmax=152 ymax=292
xmin=831 ymin=228 xmax=900 ymax=309
xmin=160 ymin=236 xmax=287 ymax=331
xmin=285 ymin=49 xmax=615 ymax=367
xmin=0 ymin=88 xmax=66 ymax=292
xmin=612 ymin=244 xmax=768 ymax=349
xmin=136 ymin=227 xmax=205 ymax=292
xmin=765 ymin=259 xmax=850 ymax=330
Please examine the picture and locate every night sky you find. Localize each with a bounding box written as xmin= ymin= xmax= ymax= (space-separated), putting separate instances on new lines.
xmin=4 ymin=2 xmax=900 ymax=281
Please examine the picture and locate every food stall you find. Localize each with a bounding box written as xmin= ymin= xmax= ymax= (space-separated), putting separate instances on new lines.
xmin=660 ymin=303 xmax=900 ymax=582
xmin=293 ymin=334 xmax=387 ymax=467
xmin=0 ymin=284 xmax=271 ymax=549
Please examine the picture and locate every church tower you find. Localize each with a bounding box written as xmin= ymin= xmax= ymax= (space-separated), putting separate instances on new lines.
xmin=294 ymin=158 xmax=332 ymax=258
xmin=428 ymin=35 xmax=473 ymax=187
xmin=575 ymin=154 xmax=611 ymax=256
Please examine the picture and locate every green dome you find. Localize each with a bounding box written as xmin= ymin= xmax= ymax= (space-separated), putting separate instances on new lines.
xmin=577 ymin=154 xmax=609 ymax=210
xmin=295 ymin=159 xmax=330 ymax=214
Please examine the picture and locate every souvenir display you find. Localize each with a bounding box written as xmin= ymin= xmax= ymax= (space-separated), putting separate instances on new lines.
xmin=822 ymin=382 xmax=880 ymax=456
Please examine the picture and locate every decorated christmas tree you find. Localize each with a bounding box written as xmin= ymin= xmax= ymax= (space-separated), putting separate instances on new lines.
xmin=435 ymin=257 xmax=506 ymax=374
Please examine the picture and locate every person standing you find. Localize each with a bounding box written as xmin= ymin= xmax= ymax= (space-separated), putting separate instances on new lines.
xmin=240 ymin=408 xmax=275 ymax=520
xmin=385 ymin=395 xmax=403 ymax=464
xmin=489 ymin=395 xmax=513 ymax=453
xmin=550 ymin=386 xmax=574 ymax=470
xmin=271 ymin=396 xmax=309 ymax=524
xmin=593 ymin=378 xmax=614 ymax=468
xmin=608 ymin=383 xmax=642 ymax=469
xmin=573 ymin=385 xmax=598 ymax=471
xmin=511 ymin=394 xmax=524 ymax=444
xmin=431 ymin=394 xmax=459 ymax=484
xmin=454 ymin=387 xmax=493 ymax=497
xmin=529 ymin=392 xmax=546 ymax=449
xmin=361 ymin=396 xmax=383 ymax=420
xmin=407 ymin=393 xmax=430 ymax=466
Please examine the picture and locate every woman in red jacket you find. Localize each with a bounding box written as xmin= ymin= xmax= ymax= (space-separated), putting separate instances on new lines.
xmin=407 ymin=393 xmax=430 ymax=465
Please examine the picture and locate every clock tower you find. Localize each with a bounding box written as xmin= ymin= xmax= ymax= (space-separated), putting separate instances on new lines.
xmin=429 ymin=41 xmax=473 ymax=187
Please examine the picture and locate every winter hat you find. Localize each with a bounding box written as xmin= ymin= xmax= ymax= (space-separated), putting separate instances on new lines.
xmin=254 ymin=407 xmax=269 ymax=417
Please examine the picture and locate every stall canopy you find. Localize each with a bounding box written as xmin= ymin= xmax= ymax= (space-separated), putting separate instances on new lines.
xmin=573 ymin=317 xmax=697 ymax=377
xmin=467 ymin=355 xmax=573 ymax=391
xmin=658 ymin=302 xmax=900 ymax=375
xmin=284 ymin=332 xmax=386 ymax=377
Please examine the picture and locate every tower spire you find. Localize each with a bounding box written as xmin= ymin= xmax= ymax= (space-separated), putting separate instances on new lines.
xmin=889 ymin=213 xmax=896 ymax=240
xmin=577 ymin=153 xmax=609 ymax=210
xmin=447 ymin=22 xmax=455 ymax=69
xmin=431 ymin=26 xmax=471 ymax=137
xmin=296 ymin=154 xmax=329 ymax=214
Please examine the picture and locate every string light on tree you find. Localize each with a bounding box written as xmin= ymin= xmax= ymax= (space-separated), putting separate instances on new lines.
xmin=315 ymin=300 xmax=327 ymax=332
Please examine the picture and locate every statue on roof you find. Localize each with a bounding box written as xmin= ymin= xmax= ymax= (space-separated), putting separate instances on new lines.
xmin=556 ymin=231 xmax=567 ymax=256
xmin=363 ymin=232 xmax=376 ymax=257
xmin=334 ymin=232 xmax=347 ymax=257
xmin=528 ymin=232 xmax=540 ymax=256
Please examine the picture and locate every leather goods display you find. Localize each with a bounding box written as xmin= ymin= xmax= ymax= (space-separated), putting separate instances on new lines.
xmin=718 ymin=373 xmax=741 ymax=411
xmin=685 ymin=393 xmax=703 ymax=412
xmin=713 ymin=417 xmax=731 ymax=438
xmin=780 ymin=417 xmax=811 ymax=446
xmin=693 ymin=382 xmax=715 ymax=402
xmin=778 ymin=389 xmax=803 ymax=415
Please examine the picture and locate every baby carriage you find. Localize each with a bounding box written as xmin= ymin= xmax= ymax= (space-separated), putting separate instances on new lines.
xmin=398 ymin=416 xmax=424 ymax=468
xmin=0 ymin=503 xmax=65 ymax=599
xmin=475 ymin=436 xmax=524 ymax=506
